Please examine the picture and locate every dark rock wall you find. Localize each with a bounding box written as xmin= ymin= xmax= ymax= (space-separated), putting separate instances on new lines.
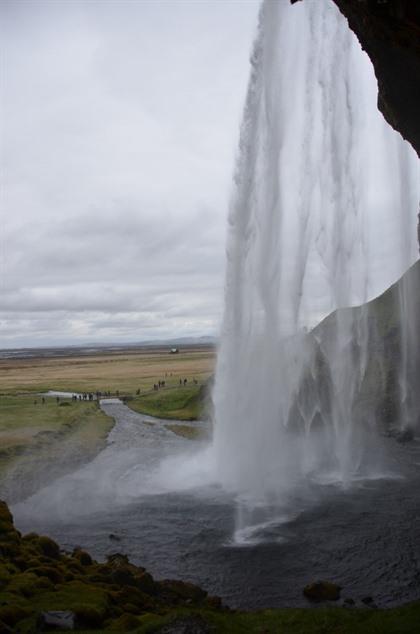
xmin=331 ymin=0 xmax=420 ymax=158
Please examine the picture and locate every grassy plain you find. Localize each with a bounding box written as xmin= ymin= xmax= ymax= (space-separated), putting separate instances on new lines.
xmin=0 ymin=346 xmax=215 ymax=497
xmin=0 ymin=347 xmax=215 ymax=396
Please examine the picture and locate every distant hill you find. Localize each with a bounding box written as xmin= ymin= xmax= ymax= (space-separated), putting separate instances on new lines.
xmin=0 ymin=336 xmax=217 ymax=360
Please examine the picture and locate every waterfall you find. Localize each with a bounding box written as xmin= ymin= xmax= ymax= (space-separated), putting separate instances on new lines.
xmin=213 ymin=0 xmax=419 ymax=518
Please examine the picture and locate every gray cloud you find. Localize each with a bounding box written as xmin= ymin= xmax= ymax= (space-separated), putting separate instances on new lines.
xmin=1 ymin=0 xmax=260 ymax=347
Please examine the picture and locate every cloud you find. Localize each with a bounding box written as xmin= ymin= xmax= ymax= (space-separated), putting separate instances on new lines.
xmin=0 ymin=0 xmax=260 ymax=347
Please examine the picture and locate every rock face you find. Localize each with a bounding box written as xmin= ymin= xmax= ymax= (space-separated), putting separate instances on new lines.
xmin=331 ymin=0 xmax=420 ymax=158
xmin=289 ymin=259 xmax=420 ymax=440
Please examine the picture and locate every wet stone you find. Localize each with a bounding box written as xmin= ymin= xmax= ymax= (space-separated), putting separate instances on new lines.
xmin=38 ymin=611 xmax=76 ymax=630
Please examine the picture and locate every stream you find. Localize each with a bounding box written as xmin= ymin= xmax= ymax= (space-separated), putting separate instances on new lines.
xmin=12 ymin=401 xmax=420 ymax=609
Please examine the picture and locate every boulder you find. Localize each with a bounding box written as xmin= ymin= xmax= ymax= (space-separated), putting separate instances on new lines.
xmin=38 ymin=611 xmax=76 ymax=630
xmin=303 ymin=580 xmax=341 ymax=602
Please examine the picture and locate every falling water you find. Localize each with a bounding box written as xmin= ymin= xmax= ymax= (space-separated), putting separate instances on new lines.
xmin=213 ymin=0 xmax=419 ymax=529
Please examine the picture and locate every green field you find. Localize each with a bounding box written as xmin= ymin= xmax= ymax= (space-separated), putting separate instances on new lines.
xmin=128 ymin=384 xmax=209 ymax=421
xmin=0 ymin=395 xmax=114 ymax=501
xmin=0 ymin=347 xmax=215 ymax=498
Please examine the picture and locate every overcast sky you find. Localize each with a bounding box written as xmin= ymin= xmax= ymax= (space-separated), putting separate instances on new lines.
xmin=1 ymin=0 xmax=259 ymax=349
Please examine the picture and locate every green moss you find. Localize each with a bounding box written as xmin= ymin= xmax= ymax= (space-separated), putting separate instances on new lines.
xmin=106 ymin=613 xmax=141 ymax=630
xmin=32 ymin=580 xmax=110 ymax=618
xmin=26 ymin=565 xmax=63 ymax=585
xmin=0 ymin=605 xmax=33 ymax=628
xmin=35 ymin=536 xmax=60 ymax=559
xmin=6 ymin=572 xmax=41 ymax=598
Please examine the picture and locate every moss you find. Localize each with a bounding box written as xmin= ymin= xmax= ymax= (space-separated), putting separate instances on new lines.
xmin=106 ymin=613 xmax=141 ymax=630
xmin=0 ymin=605 xmax=33 ymax=628
xmin=26 ymin=565 xmax=63 ymax=585
xmin=35 ymin=536 xmax=60 ymax=560
xmin=73 ymin=548 xmax=93 ymax=566
xmin=2 ymin=501 xmax=420 ymax=634
xmin=0 ymin=619 xmax=12 ymax=634
xmin=6 ymin=572 xmax=42 ymax=598
xmin=158 ymin=579 xmax=207 ymax=603
xmin=0 ymin=563 xmax=12 ymax=589
xmin=0 ymin=501 xmax=13 ymax=525
xmin=74 ymin=605 xmax=105 ymax=628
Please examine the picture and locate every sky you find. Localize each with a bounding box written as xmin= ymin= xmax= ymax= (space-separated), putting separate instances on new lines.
xmin=1 ymin=0 xmax=260 ymax=349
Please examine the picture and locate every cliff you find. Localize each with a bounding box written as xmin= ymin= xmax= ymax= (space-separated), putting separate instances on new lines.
xmin=332 ymin=0 xmax=420 ymax=158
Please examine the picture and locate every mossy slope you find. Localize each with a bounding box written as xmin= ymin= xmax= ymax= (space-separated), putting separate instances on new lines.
xmin=1 ymin=500 xmax=420 ymax=633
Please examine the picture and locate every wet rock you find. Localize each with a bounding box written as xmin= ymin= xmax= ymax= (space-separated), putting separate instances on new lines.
xmin=303 ymin=580 xmax=341 ymax=602
xmin=107 ymin=552 xmax=130 ymax=567
xmin=38 ymin=611 xmax=76 ymax=630
xmin=396 ymin=427 xmax=414 ymax=443
xmin=360 ymin=597 xmax=373 ymax=605
xmin=206 ymin=595 xmax=223 ymax=609
xmin=332 ymin=0 xmax=420 ymax=158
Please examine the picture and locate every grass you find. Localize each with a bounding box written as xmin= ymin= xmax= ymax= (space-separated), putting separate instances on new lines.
xmin=128 ymin=385 xmax=206 ymax=421
xmin=164 ymin=424 xmax=208 ymax=440
xmin=134 ymin=602 xmax=420 ymax=633
xmin=0 ymin=346 xmax=215 ymax=496
xmin=0 ymin=395 xmax=114 ymax=500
